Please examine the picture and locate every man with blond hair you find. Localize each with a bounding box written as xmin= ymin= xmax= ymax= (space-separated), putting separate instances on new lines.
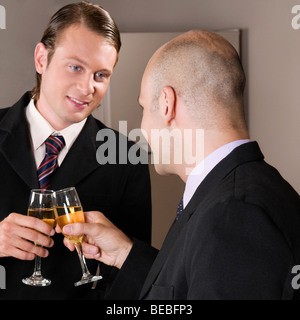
xmin=0 ymin=2 xmax=151 ymax=300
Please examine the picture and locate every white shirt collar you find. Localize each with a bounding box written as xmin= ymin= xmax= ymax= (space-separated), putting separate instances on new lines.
xmin=26 ymin=99 xmax=87 ymax=152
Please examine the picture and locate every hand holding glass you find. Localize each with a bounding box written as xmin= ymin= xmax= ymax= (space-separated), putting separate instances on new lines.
xmin=22 ymin=189 xmax=55 ymax=287
xmin=54 ymin=187 xmax=102 ymax=286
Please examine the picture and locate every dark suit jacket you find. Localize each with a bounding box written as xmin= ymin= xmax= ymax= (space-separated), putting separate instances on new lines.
xmin=0 ymin=92 xmax=152 ymax=300
xmin=107 ymin=142 xmax=300 ymax=300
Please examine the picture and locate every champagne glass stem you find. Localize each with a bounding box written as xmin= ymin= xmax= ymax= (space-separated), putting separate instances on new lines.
xmin=33 ymin=255 xmax=42 ymax=278
xmin=22 ymin=252 xmax=51 ymax=286
xmin=73 ymin=242 xmax=102 ymax=286
xmin=75 ymin=242 xmax=91 ymax=278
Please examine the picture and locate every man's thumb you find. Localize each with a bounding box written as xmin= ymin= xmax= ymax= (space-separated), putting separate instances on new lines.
xmin=63 ymin=224 xmax=81 ymax=235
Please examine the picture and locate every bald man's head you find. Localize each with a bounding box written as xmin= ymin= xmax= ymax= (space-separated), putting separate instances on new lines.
xmin=148 ymin=30 xmax=247 ymax=130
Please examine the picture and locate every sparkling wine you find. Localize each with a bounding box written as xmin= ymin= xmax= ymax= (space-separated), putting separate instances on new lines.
xmin=55 ymin=206 xmax=85 ymax=244
xmin=28 ymin=208 xmax=55 ymax=228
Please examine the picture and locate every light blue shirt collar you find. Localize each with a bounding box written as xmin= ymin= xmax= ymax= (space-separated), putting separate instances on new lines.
xmin=183 ymin=139 xmax=251 ymax=208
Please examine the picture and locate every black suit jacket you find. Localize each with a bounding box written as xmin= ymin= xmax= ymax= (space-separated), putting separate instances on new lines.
xmin=0 ymin=92 xmax=152 ymax=300
xmin=107 ymin=142 xmax=300 ymax=300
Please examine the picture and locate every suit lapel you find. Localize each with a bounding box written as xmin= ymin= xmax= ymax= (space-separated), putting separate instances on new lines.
xmin=0 ymin=93 xmax=39 ymax=189
xmin=140 ymin=141 xmax=264 ymax=299
xmin=50 ymin=115 xmax=103 ymax=190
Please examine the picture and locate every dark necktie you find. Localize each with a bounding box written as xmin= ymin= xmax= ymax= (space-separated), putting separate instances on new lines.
xmin=176 ymin=198 xmax=184 ymax=220
xmin=37 ymin=135 xmax=65 ymax=189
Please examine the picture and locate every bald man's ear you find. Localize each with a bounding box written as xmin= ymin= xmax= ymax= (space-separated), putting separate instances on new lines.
xmin=160 ymin=86 xmax=176 ymax=126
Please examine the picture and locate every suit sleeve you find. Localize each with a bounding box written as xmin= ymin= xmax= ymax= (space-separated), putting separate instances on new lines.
xmin=105 ymin=238 xmax=158 ymax=299
xmin=116 ymin=160 xmax=152 ymax=244
xmin=103 ymin=147 xmax=153 ymax=299
xmin=185 ymin=199 xmax=294 ymax=299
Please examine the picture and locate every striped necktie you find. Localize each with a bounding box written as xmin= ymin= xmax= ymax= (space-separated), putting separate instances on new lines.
xmin=176 ymin=198 xmax=184 ymax=220
xmin=37 ymin=135 xmax=65 ymax=189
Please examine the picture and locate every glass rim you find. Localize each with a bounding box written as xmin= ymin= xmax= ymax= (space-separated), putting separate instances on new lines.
xmin=30 ymin=189 xmax=55 ymax=194
xmin=55 ymin=187 xmax=77 ymax=194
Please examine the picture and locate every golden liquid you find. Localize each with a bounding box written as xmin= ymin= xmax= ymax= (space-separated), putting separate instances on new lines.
xmin=27 ymin=208 xmax=55 ymax=245
xmin=28 ymin=208 xmax=55 ymax=227
xmin=55 ymin=206 xmax=85 ymax=244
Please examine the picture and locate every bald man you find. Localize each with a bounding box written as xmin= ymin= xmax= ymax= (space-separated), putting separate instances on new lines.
xmin=60 ymin=30 xmax=300 ymax=300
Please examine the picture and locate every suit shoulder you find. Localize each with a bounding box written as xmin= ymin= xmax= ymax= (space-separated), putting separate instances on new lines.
xmin=92 ymin=116 xmax=140 ymax=148
xmin=199 ymin=159 xmax=300 ymax=225
xmin=0 ymin=92 xmax=31 ymax=125
xmin=233 ymin=160 xmax=300 ymax=205
xmin=213 ymin=160 xmax=300 ymax=242
xmin=0 ymin=107 xmax=10 ymax=120
xmin=0 ymin=107 xmax=12 ymax=132
xmin=92 ymin=117 xmax=122 ymax=135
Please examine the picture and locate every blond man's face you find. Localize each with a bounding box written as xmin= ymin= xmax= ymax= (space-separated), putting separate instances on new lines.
xmin=36 ymin=24 xmax=117 ymax=130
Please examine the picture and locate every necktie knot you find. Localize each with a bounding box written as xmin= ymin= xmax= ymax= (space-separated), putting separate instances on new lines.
xmin=37 ymin=135 xmax=65 ymax=189
xmin=45 ymin=136 xmax=65 ymax=155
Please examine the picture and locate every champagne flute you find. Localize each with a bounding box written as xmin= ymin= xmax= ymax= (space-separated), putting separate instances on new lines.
xmin=54 ymin=187 xmax=102 ymax=287
xmin=22 ymin=189 xmax=55 ymax=287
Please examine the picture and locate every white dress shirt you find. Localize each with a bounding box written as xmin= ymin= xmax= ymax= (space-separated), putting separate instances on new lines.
xmin=25 ymin=99 xmax=87 ymax=169
xmin=183 ymin=139 xmax=251 ymax=208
